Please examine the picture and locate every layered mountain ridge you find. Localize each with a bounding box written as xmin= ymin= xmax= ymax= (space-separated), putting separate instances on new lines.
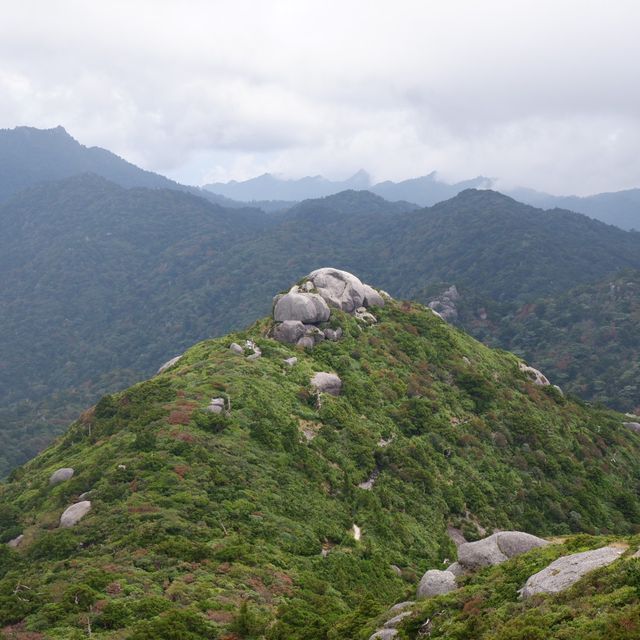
xmin=1 ymin=269 xmax=640 ymax=638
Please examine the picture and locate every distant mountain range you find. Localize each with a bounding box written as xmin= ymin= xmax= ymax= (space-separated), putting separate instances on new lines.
xmin=205 ymin=169 xmax=640 ymax=230
xmin=204 ymin=169 xmax=492 ymax=209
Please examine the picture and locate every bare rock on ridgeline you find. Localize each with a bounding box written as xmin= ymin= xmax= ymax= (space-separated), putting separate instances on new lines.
xmin=229 ymin=342 xmax=244 ymax=355
xmin=49 ymin=468 xmax=74 ymax=485
xmin=306 ymin=268 xmax=366 ymax=312
xmin=273 ymin=320 xmax=306 ymax=345
xmin=416 ymin=569 xmax=457 ymax=599
xmin=310 ymin=372 xmax=342 ymax=396
xmin=520 ymin=546 xmax=624 ymax=598
xmin=518 ymin=362 xmax=550 ymax=386
xmin=428 ymin=285 xmax=460 ymax=321
xmin=157 ymin=355 xmax=183 ymax=374
xmin=60 ymin=501 xmax=91 ymax=528
xmin=274 ymin=287 xmax=330 ymax=324
xmin=363 ymin=284 xmax=385 ymax=308
xmin=458 ymin=531 xmax=549 ymax=570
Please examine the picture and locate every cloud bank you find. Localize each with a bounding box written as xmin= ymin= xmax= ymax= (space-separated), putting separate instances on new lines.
xmin=1 ymin=0 xmax=639 ymax=194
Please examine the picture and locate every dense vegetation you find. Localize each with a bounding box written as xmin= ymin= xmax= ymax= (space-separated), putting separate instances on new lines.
xmin=363 ymin=535 xmax=640 ymax=639
xmin=459 ymin=270 xmax=640 ymax=413
xmin=1 ymin=297 xmax=639 ymax=638
xmin=2 ymin=174 xmax=640 ymax=474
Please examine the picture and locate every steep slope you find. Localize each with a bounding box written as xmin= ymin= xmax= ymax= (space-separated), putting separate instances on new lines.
xmin=1 ymin=276 xmax=639 ymax=639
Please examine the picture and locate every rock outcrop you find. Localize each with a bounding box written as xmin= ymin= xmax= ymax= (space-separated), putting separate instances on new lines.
xmin=274 ymin=288 xmax=331 ymax=324
xmin=310 ymin=372 xmax=342 ymax=396
xmin=416 ymin=569 xmax=457 ymax=599
xmin=520 ymin=546 xmax=624 ymax=598
xmin=518 ymin=363 xmax=550 ymax=386
xmin=271 ymin=268 xmax=386 ymax=347
xmin=7 ymin=534 xmax=23 ymax=548
xmin=206 ymin=398 xmax=226 ymax=414
xmin=307 ymin=268 xmax=366 ymax=312
xmin=49 ymin=467 xmax=74 ymax=485
xmin=428 ymin=285 xmax=460 ymax=321
xmin=624 ymin=421 xmax=640 ymax=433
xmin=157 ymin=355 xmax=182 ymax=374
xmin=60 ymin=500 xmax=91 ymax=528
xmin=457 ymin=531 xmax=549 ymax=570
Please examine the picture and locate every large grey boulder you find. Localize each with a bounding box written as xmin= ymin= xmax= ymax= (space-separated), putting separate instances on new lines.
xmin=416 ymin=569 xmax=457 ymax=599
xmin=306 ymin=268 xmax=366 ymax=312
xmin=624 ymin=422 xmax=640 ymax=433
xmin=324 ymin=327 xmax=343 ymax=341
xmin=49 ymin=468 xmax=74 ymax=485
xmin=229 ymin=342 xmax=244 ymax=355
xmin=458 ymin=531 xmax=549 ymax=570
xmin=310 ymin=372 xmax=342 ymax=396
xmin=274 ymin=288 xmax=330 ymax=324
xmin=520 ymin=546 xmax=624 ymax=598
xmin=383 ymin=611 xmax=412 ymax=628
xmin=205 ymin=398 xmax=226 ymax=414
xmin=363 ymin=284 xmax=385 ymax=308
xmin=273 ymin=320 xmax=306 ymax=344
xmin=60 ymin=501 xmax=91 ymax=528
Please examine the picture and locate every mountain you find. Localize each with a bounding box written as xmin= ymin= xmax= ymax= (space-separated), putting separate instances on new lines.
xmin=204 ymin=169 xmax=372 ymax=202
xmin=1 ymin=273 xmax=639 ymax=639
xmin=508 ymin=186 xmax=640 ymax=231
xmin=204 ymin=170 xmax=492 ymax=207
xmin=0 ymin=125 xmax=232 ymax=208
xmin=2 ymin=184 xmax=640 ymax=475
xmin=370 ymin=171 xmax=493 ymax=206
xmin=456 ymin=269 xmax=640 ymax=413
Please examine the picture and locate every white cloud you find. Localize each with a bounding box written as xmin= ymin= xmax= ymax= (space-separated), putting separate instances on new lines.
xmin=1 ymin=0 xmax=639 ymax=194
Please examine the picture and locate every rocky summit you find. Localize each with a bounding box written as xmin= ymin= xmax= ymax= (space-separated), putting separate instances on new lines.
xmin=1 ymin=269 xmax=640 ymax=640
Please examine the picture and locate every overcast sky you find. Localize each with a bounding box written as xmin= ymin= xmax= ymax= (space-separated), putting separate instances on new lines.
xmin=1 ymin=0 xmax=639 ymax=194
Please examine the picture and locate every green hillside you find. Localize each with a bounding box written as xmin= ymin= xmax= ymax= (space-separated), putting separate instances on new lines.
xmin=2 ymin=179 xmax=640 ymax=475
xmin=1 ymin=276 xmax=639 ymax=639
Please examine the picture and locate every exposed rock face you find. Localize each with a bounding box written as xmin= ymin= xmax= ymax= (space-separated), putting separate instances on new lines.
xmin=369 ymin=630 xmax=397 ymax=640
xmin=229 ymin=342 xmax=244 ymax=355
xmin=60 ymin=500 xmax=91 ymax=527
xmin=355 ymin=307 xmax=377 ymax=324
xmin=273 ymin=320 xmax=306 ymax=344
xmin=624 ymin=421 xmax=640 ymax=433
xmin=518 ymin=363 xmax=550 ymax=386
xmin=310 ymin=372 xmax=342 ymax=396
xmin=49 ymin=467 xmax=74 ymax=485
xmin=458 ymin=531 xmax=549 ymax=570
xmin=428 ymin=285 xmax=460 ymax=321
xmin=307 ymin=268 xmax=366 ymax=312
xmin=383 ymin=611 xmax=412 ymax=628
xmin=520 ymin=546 xmax=624 ymax=598
xmin=206 ymin=398 xmax=226 ymax=414
xmin=363 ymin=284 xmax=385 ymax=308
xmin=416 ymin=569 xmax=457 ymax=599
xmin=157 ymin=355 xmax=182 ymax=374
xmin=446 ymin=562 xmax=465 ymax=577
xmin=283 ymin=357 xmax=298 ymax=367
xmin=323 ymin=327 xmax=343 ymax=341
xmin=274 ymin=288 xmax=330 ymax=324
xmin=7 ymin=534 xmax=23 ymax=548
